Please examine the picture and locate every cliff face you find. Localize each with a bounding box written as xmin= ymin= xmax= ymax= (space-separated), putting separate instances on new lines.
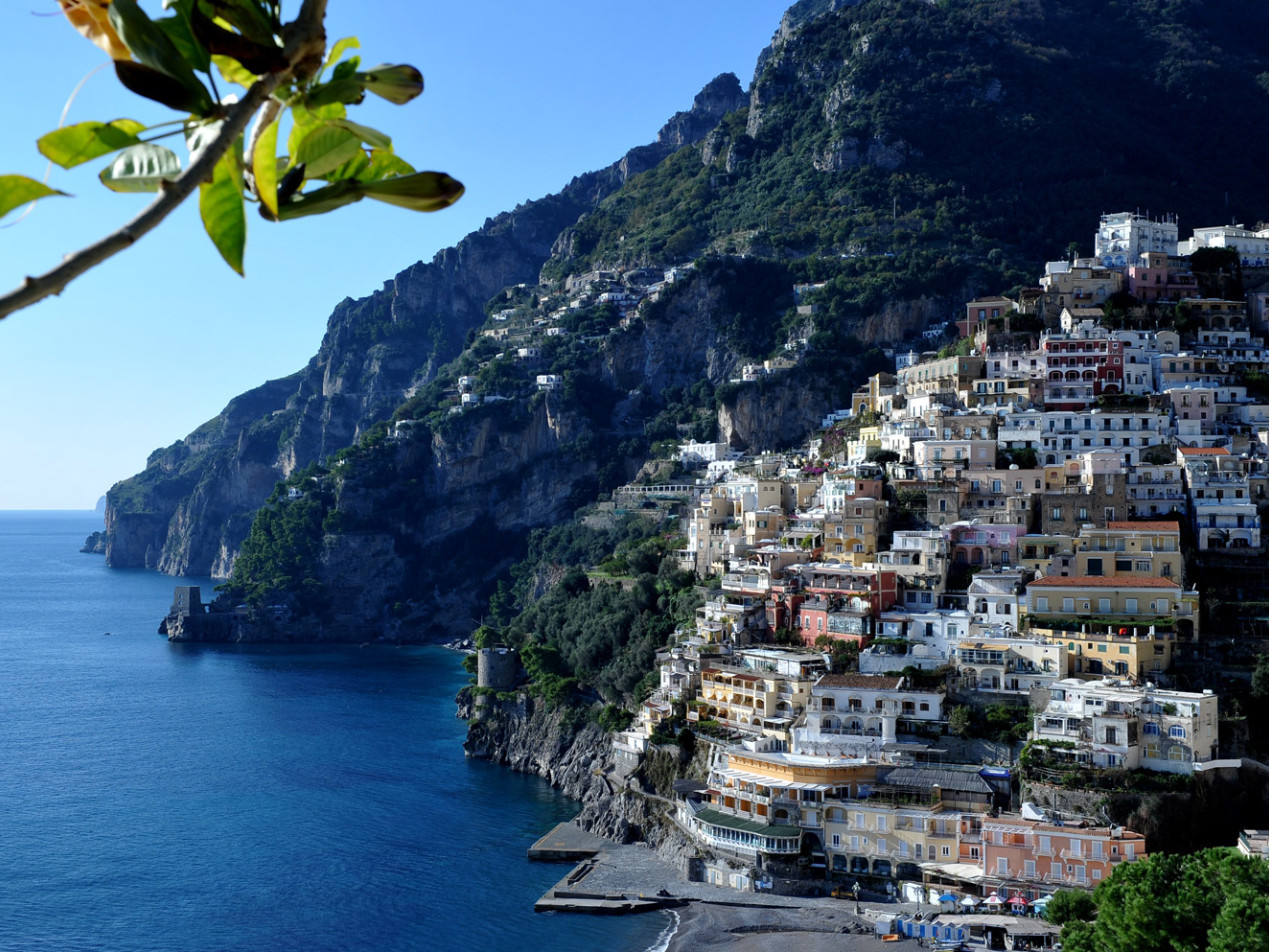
xmin=105 ymin=76 xmax=747 ymax=579
xmin=461 ymin=694 xmax=693 ymax=851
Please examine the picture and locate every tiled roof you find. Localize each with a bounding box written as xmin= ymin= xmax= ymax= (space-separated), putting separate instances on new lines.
xmin=817 ymin=674 xmax=903 ymax=690
xmin=1177 ymin=447 xmax=1230 ymax=456
xmin=1027 ymin=575 xmax=1180 ymax=589
xmin=1106 ymin=521 xmax=1181 ymax=532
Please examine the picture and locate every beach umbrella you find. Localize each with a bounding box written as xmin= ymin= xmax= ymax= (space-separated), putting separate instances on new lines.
xmin=939 ymin=893 xmax=958 ymax=902
xmin=985 ymin=892 xmax=1003 ymax=904
xmin=960 ymin=896 xmax=980 ymax=908
xmin=1009 ymin=895 xmax=1028 ymax=913
xmin=939 ymin=893 xmax=958 ymax=912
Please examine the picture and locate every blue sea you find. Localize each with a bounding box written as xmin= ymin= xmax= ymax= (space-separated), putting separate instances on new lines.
xmin=0 ymin=511 xmax=672 ymax=952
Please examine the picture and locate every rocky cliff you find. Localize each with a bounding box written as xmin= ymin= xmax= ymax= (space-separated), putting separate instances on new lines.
xmin=461 ymin=692 xmax=695 ymax=852
xmin=105 ymin=74 xmax=749 ymax=579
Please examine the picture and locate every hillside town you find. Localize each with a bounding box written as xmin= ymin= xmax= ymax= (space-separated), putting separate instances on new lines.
xmin=485 ymin=212 xmax=1269 ymax=911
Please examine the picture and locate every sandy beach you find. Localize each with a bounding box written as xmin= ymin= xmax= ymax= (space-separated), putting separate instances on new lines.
xmin=665 ymin=902 xmax=913 ymax=952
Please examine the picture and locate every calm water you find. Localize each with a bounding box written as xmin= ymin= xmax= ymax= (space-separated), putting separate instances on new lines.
xmin=0 ymin=512 xmax=670 ymax=952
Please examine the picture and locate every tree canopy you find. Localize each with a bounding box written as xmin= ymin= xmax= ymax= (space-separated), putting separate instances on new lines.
xmin=0 ymin=0 xmax=462 ymax=318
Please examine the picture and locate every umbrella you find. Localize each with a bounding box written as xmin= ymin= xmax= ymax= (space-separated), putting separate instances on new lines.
xmin=960 ymin=896 xmax=980 ymax=907
xmin=1009 ymin=895 xmax=1028 ymax=906
xmin=985 ymin=893 xmax=1003 ymax=904
xmin=939 ymin=893 xmax=958 ymax=902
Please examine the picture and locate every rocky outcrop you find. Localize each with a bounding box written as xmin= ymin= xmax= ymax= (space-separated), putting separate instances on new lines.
xmin=462 ymin=694 xmax=693 ymax=853
xmin=80 ymin=531 xmax=107 ymax=554
xmin=718 ymin=375 xmax=837 ymax=452
xmin=104 ymin=75 xmax=750 ymax=580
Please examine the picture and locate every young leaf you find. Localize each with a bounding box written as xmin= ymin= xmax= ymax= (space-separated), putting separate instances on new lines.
xmin=332 ymin=119 xmax=391 ymax=151
xmin=293 ymin=124 xmax=361 ymax=179
xmin=322 ymin=36 xmax=360 ymax=77
xmin=356 ymin=150 xmax=414 ymax=183
xmin=0 ymin=175 xmax=68 ymax=221
xmin=98 ymin=143 xmax=182 ymax=192
xmin=354 ymin=64 xmax=424 ymax=105
xmin=211 ymin=54 xmax=256 ymax=88
xmin=199 ymin=152 xmax=246 ymax=274
xmin=253 ymin=117 xmax=281 ymax=216
xmin=360 ymin=171 xmax=464 ymax=212
xmin=38 ymin=119 xmax=146 ymax=170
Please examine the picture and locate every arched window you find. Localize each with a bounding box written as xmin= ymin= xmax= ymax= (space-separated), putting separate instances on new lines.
xmin=1143 ymin=722 xmax=1160 ymax=736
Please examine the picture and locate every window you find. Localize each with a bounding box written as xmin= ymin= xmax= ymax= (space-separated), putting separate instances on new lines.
xmin=1169 ymin=725 xmax=1187 ymax=739
xmin=1062 ymin=597 xmax=1075 ymax=612
xmin=1099 ymin=598 xmax=1111 ymax=612
xmin=1125 ymin=598 xmax=1138 ymax=613
xmin=1037 ymin=597 xmax=1049 ymax=612
xmin=832 ymin=833 xmax=841 ymax=848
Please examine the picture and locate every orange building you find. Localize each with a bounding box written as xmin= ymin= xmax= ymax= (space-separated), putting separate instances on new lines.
xmin=980 ymin=816 xmax=1146 ymax=893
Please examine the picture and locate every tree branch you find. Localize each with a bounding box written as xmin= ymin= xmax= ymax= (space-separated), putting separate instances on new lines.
xmin=0 ymin=73 xmax=281 ymax=321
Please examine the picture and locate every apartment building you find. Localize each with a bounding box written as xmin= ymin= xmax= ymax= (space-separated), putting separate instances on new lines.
xmin=1031 ymin=678 xmax=1219 ymax=773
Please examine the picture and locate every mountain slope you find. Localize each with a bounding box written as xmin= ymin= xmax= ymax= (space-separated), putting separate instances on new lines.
xmin=105 ymin=76 xmax=748 ymax=577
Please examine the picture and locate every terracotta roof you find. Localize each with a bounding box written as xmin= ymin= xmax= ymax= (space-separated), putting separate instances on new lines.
xmin=1027 ymin=575 xmax=1180 ymax=589
xmin=1177 ymin=447 xmax=1230 ymax=456
xmin=817 ymin=674 xmax=903 ymax=690
xmin=1105 ymin=521 xmax=1181 ymax=532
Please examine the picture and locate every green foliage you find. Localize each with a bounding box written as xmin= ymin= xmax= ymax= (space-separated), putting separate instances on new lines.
xmin=947 ymin=704 xmax=972 ymax=737
xmin=219 ymin=462 xmax=337 ymax=611
xmin=1045 ymin=889 xmax=1096 ymax=926
xmin=597 ymin=703 xmax=634 ymax=733
xmin=1072 ymin=849 xmax=1269 ymax=952
xmin=5 ymin=0 xmax=462 ymax=309
xmin=486 ymin=523 xmax=700 ymax=703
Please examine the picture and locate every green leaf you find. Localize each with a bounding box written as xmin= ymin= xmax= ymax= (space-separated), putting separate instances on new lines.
xmin=273 ymin=181 xmax=362 ymax=221
xmin=202 ymin=0 xmax=275 ymax=46
xmin=199 ymin=151 xmax=245 ymax=274
xmin=354 ymin=64 xmax=424 ymax=104
xmin=302 ymin=78 xmax=366 ymax=109
xmin=293 ymin=124 xmax=361 ymax=179
xmin=155 ymin=1 xmax=209 ymax=73
xmin=322 ymin=36 xmax=360 ymax=77
xmin=331 ymin=119 xmax=391 ymax=151
xmin=355 ymin=150 xmax=414 ymax=183
xmin=321 ymin=152 xmax=370 ymax=183
xmin=286 ymin=102 xmax=346 ymax=159
xmin=0 ymin=175 xmax=68 ymax=221
xmin=361 ymin=171 xmax=464 ymax=212
xmin=253 ymin=116 xmax=280 ymax=216
xmin=98 ymin=143 xmax=182 ymax=192
xmin=114 ymin=60 xmax=211 ymax=115
xmin=37 ymin=119 xmax=146 ymax=170
xmin=108 ymin=0 xmax=212 ymax=114
xmin=211 ymin=54 xmax=255 ymax=88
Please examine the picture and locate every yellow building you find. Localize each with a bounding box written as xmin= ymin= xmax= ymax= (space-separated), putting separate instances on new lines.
xmin=697 ymin=666 xmax=819 ymax=736
xmin=1068 ymin=521 xmax=1184 ymax=582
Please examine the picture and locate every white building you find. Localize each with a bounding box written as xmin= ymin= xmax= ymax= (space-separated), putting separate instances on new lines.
xmin=792 ymin=674 xmax=944 ymax=757
xmin=1095 ymin=212 xmax=1178 ymax=268
xmin=1179 ymin=224 xmax=1269 ymax=267
xmin=1031 ymin=678 xmax=1219 ymax=774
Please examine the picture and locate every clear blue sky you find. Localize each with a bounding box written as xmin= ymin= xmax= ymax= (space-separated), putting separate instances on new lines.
xmin=0 ymin=1 xmax=790 ymax=510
